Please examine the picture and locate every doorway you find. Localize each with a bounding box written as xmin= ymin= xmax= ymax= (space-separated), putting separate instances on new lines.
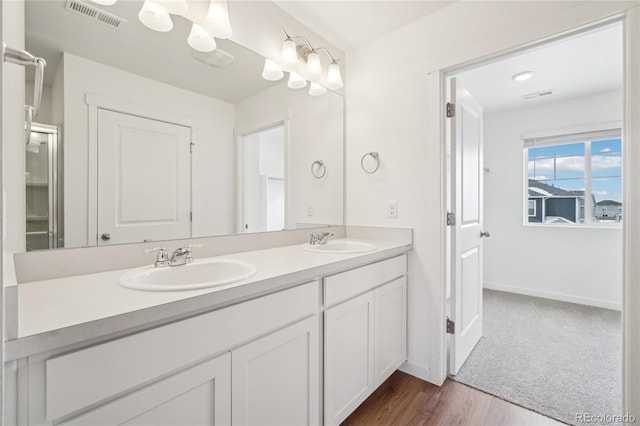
xmin=238 ymin=124 xmax=286 ymax=233
xmin=445 ymin=21 xmax=624 ymax=424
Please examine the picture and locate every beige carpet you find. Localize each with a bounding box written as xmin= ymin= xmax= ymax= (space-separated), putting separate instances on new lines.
xmin=452 ymin=289 xmax=621 ymax=426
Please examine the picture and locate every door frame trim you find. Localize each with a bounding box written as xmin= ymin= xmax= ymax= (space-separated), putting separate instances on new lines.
xmin=85 ymin=94 xmax=199 ymax=245
xmin=439 ymin=11 xmax=635 ymax=414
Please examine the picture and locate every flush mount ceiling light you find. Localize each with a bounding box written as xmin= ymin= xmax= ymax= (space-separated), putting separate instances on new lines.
xmin=261 ymin=28 xmax=343 ymax=97
xmin=132 ymin=0 xmax=232 ymax=52
xmin=89 ymin=0 xmax=117 ymax=5
xmin=512 ymin=71 xmax=534 ymax=82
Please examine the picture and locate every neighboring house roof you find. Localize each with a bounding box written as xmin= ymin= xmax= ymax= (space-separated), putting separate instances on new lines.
xmin=544 ymin=216 xmax=574 ymax=224
xmin=528 ymin=179 xmax=585 ymax=198
xmin=596 ymin=200 xmax=622 ymax=206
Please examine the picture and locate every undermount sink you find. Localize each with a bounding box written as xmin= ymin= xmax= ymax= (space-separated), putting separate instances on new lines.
xmin=302 ymin=239 xmax=377 ymax=254
xmin=119 ymin=259 xmax=256 ymax=291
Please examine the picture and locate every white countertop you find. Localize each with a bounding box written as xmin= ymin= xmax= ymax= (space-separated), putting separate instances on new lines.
xmin=9 ymin=238 xmax=410 ymax=360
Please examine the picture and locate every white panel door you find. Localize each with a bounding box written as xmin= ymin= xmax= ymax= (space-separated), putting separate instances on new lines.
xmin=97 ymin=109 xmax=191 ymax=245
xmin=60 ymin=353 xmax=231 ymax=426
xmin=449 ymin=78 xmax=485 ymax=375
xmin=374 ymin=277 xmax=407 ymax=386
xmin=232 ymin=315 xmax=320 ymax=426
xmin=324 ymin=291 xmax=375 ymax=426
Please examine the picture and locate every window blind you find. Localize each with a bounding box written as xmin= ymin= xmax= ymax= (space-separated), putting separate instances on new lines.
xmin=523 ymin=128 xmax=622 ymax=148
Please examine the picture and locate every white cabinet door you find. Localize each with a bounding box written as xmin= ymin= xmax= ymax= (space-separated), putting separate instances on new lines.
xmin=374 ymin=277 xmax=407 ymax=386
xmin=97 ymin=109 xmax=192 ymax=245
xmin=324 ymin=292 xmax=375 ymax=426
xmin=60 ymin=353 xmax=231 ymax=426
xmin=232 ymin=315 xmax=320 ymax=426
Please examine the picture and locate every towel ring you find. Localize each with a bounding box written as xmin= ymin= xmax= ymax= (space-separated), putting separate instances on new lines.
xmin=361 ymin=152 xmax=380 ymax=174
xmin=311 ymin=160 xmax=326 ymax=179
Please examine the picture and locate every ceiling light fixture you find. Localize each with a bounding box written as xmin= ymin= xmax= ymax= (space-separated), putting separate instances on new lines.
xmin=261 ymin=28 xmax=343 ymax=97
xmin=512 ymin=71 xmax=534 ymax=82
xmin=89 ymin=0 xmax=117 ymax=5
xmin=137 ymin=0 xmax=232 ymax=53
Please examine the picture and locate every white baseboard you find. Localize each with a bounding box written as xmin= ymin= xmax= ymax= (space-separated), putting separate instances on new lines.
xmin=483 ymin=281 xmax=621 ymax=311
xmin=399 ymin=361 xmax=439 ymax=384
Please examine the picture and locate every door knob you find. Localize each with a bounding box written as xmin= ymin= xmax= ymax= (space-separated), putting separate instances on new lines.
xmin=101 ymin=232 xmax=111 ymax=241
xmin=480 ymin=231 xmax=491 ymax=238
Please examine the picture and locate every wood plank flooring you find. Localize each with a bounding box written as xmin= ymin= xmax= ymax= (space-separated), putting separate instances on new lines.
xmin=341 ymin=371 xmax=565 ymax=426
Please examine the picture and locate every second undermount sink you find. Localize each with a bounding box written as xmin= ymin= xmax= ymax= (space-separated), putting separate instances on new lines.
xmin=119 ymin=259 xmax=256 ymax=291
xmin=302 ymin=239 xmax=377 ymax=254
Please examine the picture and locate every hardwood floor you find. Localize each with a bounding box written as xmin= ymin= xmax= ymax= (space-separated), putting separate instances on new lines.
xmin=341 ymin=371 xmax=565 ymax=426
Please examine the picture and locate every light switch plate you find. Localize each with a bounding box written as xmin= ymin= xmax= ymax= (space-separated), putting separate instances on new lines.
xmin=387 ymin=201 xmax=398 ymax=218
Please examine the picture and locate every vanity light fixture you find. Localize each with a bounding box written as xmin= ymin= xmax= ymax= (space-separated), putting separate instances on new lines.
xmin=261 ymin=28 xmax=344 ymax=96
xmin=136 ymin=0 xmax=232 ymax=53
xmin=512 ymin=71 xmax=534 ymax=82
xmin=262 ymin=59 xmax=284 ymax=81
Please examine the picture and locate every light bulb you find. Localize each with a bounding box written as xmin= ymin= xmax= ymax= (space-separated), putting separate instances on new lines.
xmin=155 ymin=0 xmax=188 ymax=15
xmin=90 ymin=0 xmax=117 ymax=5
xmin=309 ymin=82 xmax=327 ymax=96
xmin=306 ymin=52 xmax=322 ymax=79
xmin=262 ymin=59 xmax=284 ymax=81
xmin=326 ymin=61 xmax=343 ymax=90
xmin=138 ymin=0 xmax=173 ymax=32
xmin=205 ymin=0 xmax=233 ymax=39
xmin=287 ymin=72 xmax=307 ymax=89
xmin=281 ymin=39 xmax=297 ymax=65
xmin=188 ymin=23 xmax=217 ymax=52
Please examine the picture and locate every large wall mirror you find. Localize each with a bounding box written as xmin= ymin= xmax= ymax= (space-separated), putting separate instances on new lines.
xmin=23 ymin=0 xmax=344 ymax=251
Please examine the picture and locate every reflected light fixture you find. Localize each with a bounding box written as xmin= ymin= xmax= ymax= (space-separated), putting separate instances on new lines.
xmin=136 ymin=0 xmax=233 ymax=53
xmin=138 ymin=0 xmax=173 ymax=32
xmin=512 ymin=71 xmax=534 ymax=82
xmin=261 ymin=28 xmax=343 ymax=97
xmin=262 ymin=59 xmax=284 ymax=81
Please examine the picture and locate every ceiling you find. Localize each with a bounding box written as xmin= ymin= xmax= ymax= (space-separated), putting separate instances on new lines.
xmin=25 ymin=0 xmax=278 ymax=104
xmin=272 ymin=0 xmax=454 ymax=50
xmin=457 ymin=24 xmax=623 ymax=114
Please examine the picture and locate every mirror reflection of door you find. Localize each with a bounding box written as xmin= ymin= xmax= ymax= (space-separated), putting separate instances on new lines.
xmin=241 ymin=124 xmax=285 ymax=233
xmin=97 ymin=109 xmax=192 ymax=245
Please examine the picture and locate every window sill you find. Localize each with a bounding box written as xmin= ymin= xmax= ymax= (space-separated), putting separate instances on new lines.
xmin=523 ymin=222 xmax=622 ymax=230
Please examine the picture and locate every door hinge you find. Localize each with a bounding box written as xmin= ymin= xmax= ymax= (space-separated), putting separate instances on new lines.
xmin=190 ymin=211 xmax=193 ymax=222
xmin=446 ymin=211 xmax=456 ymax=226
xmin=190 ymin=142 xmax=195 ymax=153
xmin=446 ymin=317 xmax=455 ymax=334
xmin=446 ymin=102 xmax=456 ymax=118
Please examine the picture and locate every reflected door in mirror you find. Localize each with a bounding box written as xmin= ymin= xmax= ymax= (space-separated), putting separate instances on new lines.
xmin=97 ymin=110 xmax=191 ymax=245
xmin=241 ymin=125 xmax=285 ymax=233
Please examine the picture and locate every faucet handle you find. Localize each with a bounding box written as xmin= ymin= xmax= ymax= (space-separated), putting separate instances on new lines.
xmin=182 ymin=243 xmax=202 ymax=263
xmin=144 ymin=247 xmax=169 ymax=267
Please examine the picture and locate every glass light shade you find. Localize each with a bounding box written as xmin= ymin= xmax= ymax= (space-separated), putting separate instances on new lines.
xmin=309 ymin=82 xmax=327 ymax=96
xmin=281 ymin=39 xmax=297 ymax=64
xmin=326 ymin=62 xmax=344 ymax=90
xmin=188 ymin=23 xmax=217 ymax=52
xmin=306 ymin=52 xmax=322 ymax=79
xmin=138 ymin=0 xmax=173 ymax=32
xmin=206 ymin=0 xmax=233 ymax=39
xmin=287 ymin=72 xmax=307 ymax=89
xmin=155 ymin=0 xmax=188 ymax=15
xmin=262 ymin=59 xmax=284 ymax=81
xmin=90 ymin=0 xmax=117 ymax=5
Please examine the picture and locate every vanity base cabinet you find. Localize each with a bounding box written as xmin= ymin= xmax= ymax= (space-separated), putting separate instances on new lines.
xmin=323 ymin=256 xmax=407 ymax=426
xmin=232 ymin=315 xmax=320 ymax=426
xmin=59 ymin=352 xmax=231 ymax=426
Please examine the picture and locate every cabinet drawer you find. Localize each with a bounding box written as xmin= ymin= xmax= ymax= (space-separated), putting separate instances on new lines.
xmin=45 ymin=281 xmax=319 ymax=422
xmin=324 ymin=255 xmax=406 ymax=307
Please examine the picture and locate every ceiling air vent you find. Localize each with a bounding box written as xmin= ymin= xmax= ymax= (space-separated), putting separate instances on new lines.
xmin=65 ymin=0 xmax=127 ymax=29
xmin=522 ymin=89 xmax=554 ymax=100
xmin=191 ymin=49 xmax=235 ymax=68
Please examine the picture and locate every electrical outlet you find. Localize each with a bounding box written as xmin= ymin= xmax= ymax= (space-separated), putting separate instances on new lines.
xmin=387 ymin=201 xmax=398 ymax=218
xmin=307 ymin=204 xmax=314 ymax=216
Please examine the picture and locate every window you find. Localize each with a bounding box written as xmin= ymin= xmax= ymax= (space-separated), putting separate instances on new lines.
xmin=524 ymin=128 xmax=622 ymax=226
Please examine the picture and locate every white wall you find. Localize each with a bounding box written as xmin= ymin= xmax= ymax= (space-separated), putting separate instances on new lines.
xmin=62 ymin=54 xmax=236 ymax=247
xmin=483 ymin=90 xmax=622 ymax=309
xmin=236 ymin=82 xmax=344 ymax=228
xmin=345 ymin=0 xmax=639 ymax=385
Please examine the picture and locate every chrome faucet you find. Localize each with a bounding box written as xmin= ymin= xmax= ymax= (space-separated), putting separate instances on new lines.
xmin=308 ymin=232 xmax=334 ymax=245
xmin=145 ymin=243 xmax=201 ymax=267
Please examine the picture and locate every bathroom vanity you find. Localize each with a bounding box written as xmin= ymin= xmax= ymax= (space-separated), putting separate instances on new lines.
xmin=5 ymin=228 xmax=411 ymax=426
